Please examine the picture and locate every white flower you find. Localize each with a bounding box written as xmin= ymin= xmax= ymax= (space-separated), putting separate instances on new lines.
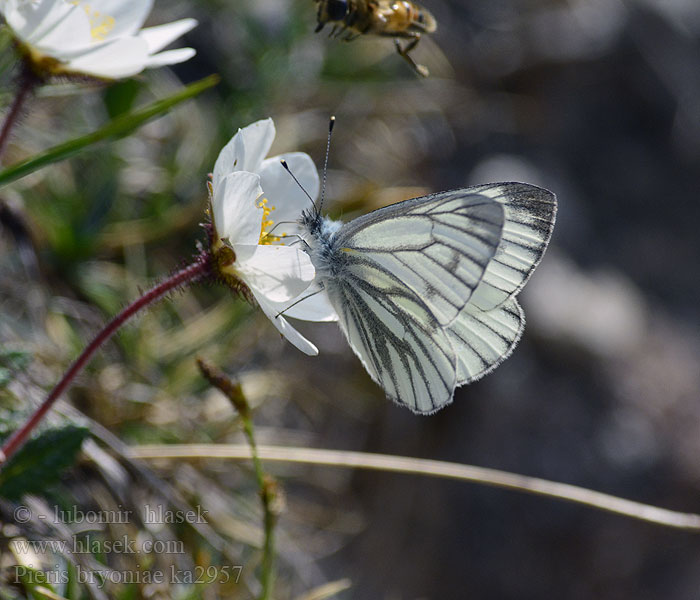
xmin=211 ymin=118 xmax=338 ymax=356
xmin=1 ymin=0 xmax=197 ymax=79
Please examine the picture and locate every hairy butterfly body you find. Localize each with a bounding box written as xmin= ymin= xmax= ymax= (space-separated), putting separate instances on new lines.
xmin=298 ymin=182 xmax=556 ymax=414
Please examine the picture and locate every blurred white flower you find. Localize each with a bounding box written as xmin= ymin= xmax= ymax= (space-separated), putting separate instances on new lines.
xmin=210 ymin=118 xmax=338 ymax=356
xmin=1 ymin=0 xmax=197 ymax=79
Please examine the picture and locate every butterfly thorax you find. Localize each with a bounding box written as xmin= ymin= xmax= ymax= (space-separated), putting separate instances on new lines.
xmin=300 ymin=210 xmax=346 ymax=278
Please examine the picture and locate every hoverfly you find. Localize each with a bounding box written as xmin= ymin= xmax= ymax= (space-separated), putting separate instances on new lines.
xmin=314 ymin=0 xmax=437 ymax=77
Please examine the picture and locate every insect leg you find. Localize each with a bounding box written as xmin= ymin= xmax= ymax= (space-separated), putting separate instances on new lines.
xmin=278 ymin=232 xmax=310 ymax=250
xmin=394 ymin=33 xmax=429 ymax=77
xmin=314 ymin=2 xmax=326 ymax=33
xmin=274 ymin=285 xmax=326 ymax=318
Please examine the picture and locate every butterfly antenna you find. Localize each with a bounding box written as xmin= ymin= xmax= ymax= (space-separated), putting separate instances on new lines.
xmin=280 ymin=159 xmax=316 ymax=209
xmin=319 ymin=115 xmax=335 ymax=214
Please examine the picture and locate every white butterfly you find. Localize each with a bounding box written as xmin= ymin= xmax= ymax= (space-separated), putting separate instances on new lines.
xmin=294 ymin=182 xmax=557 ymax=414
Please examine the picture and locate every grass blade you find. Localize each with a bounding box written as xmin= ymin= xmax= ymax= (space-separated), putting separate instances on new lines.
xmin=0 ymin=74 xmax=219 ymax=187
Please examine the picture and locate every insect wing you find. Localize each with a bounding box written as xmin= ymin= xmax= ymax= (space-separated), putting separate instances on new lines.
xmin=320 ymin=184 xmax=554 ymax=411
xmin=448 ymin=297 xmax=524 ymax=386
xmin=335 ymin=189 xmax=506 ymax=327
xmin=467 ymin=183 xmax=557 ymax=311
xmin=323 ymin=188 xmax=511 ymax=412
xmin=330 ymin=274 xmax=458 ymax=414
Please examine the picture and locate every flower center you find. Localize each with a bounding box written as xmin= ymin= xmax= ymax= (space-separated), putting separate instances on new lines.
xmin=257 ymin=197 xmax=283 ymax=244
xmin=69 ymin=1 xmax=116 ymax=41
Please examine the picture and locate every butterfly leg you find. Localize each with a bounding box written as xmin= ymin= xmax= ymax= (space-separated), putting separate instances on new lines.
xmin=394 ymin=33 xmax=429 ymax=77
xmin=274 ymin=285 xmax=326 ymax=318
xmin=277 ymin=232 xmax=309 ymax=250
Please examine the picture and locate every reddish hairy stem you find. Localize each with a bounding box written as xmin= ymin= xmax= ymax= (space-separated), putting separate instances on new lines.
xmin=0 ymin=67 xmax=38 ymax=162
xmin=0 ymin=256 xmax=212 ymax=465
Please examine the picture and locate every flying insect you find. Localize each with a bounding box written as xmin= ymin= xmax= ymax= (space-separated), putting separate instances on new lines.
xmin=314 ymin=0 xmax=437 ymax=76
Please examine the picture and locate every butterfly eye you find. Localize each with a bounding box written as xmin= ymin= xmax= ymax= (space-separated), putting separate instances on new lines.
xmin=326 ymin=0 xmax=348 ymax=21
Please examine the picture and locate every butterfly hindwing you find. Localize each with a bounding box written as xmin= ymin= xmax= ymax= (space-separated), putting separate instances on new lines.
xmin=328 ymin=274 xmax=457 ymax=414
xmin=448 ymin=297 xmax=525 ymax=385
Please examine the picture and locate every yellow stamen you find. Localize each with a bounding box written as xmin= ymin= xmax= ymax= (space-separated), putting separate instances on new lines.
xmin=257 ymin=197 xmax=283 ymax=244
xmin=69 ymin=1 xmax=116 ymax=41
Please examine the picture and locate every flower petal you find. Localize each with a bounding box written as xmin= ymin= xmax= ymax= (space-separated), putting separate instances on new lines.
xmin=256 ymin=294 xmax=319 ymax=356
xmin=266 ymin=283 xmax=339 ymax=322
xmin=138 ymin=18 xmax=197 ymax=54
xmin=86 ymin=0 xmax=153 ymax=37
xmin=213 ymin=118 xmax=275 ymax=191
xmin=0 ymin=0 xmax=15 ymax=19
xmin=63 ymin=36 xmax=150 ymax=79
xmin=21 ymin=2 xmax=93 ymax=52
xmin=4 ymin=0 xmax=58 ymax=39
xmin=4 ymin=1 xmax=196 ymax=79
xmin=258 ymin=152 xmax=319 ymax=236
xmin=212 ymin=172 xmax=263 ymax=246
xmin=235 ymin=245 xmax=315 ymax=303
xmin=4 ymin=0 xmax=67 ymax=43
xmin=145 ymin=47 xmax=196 ymax=68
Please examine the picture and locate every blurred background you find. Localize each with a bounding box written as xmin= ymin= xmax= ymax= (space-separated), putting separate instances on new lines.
xmin=2 ymin=0 xmax=700 ymax=598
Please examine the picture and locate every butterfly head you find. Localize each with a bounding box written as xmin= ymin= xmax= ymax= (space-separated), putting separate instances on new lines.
xmin=300 ymin=207 xmax=323 ymax=237
xmin=300 ymin=209 xmax=342 ymax=241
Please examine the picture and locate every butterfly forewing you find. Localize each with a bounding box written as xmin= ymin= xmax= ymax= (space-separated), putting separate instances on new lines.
xmin=467 ymin=184 xmax=557 ymax=311
xmin=336 ymin=190 xmax=506 ymax=326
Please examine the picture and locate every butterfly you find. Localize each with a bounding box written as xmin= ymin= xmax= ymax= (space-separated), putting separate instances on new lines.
xmin=292 ymin=181 xmax=556 ymax=414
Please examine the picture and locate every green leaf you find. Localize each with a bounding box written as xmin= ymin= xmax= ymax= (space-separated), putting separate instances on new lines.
xmin=0 ymin=367 xmax=11 ymax=388
xmin=0 ymin=74 xmax=220 ymax=188
xmin=0 ymin=425 xmax=90 ymax=500
xmin=0 ymin=350 xmax=32 ymax=389
xmin=103 ymin=79 xmax=142 ymax=119
xmin=0 ymin=349 xmax=32 ymax=370
xmin=0 ymin=25 xmax=16 ymax=79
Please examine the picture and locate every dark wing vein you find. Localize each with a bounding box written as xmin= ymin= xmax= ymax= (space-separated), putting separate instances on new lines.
xmin=332 ymin=274 xmax=457 ymax=414
xmin=336 ymin=190 xmax=507 ymax=326
xmin=466 ymin=183 xmax=557 ymax=311
xmin=317 ymin=183 xmax=554 ymax=410
xmin=447 ymin=297 xmax=525 ymax=385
